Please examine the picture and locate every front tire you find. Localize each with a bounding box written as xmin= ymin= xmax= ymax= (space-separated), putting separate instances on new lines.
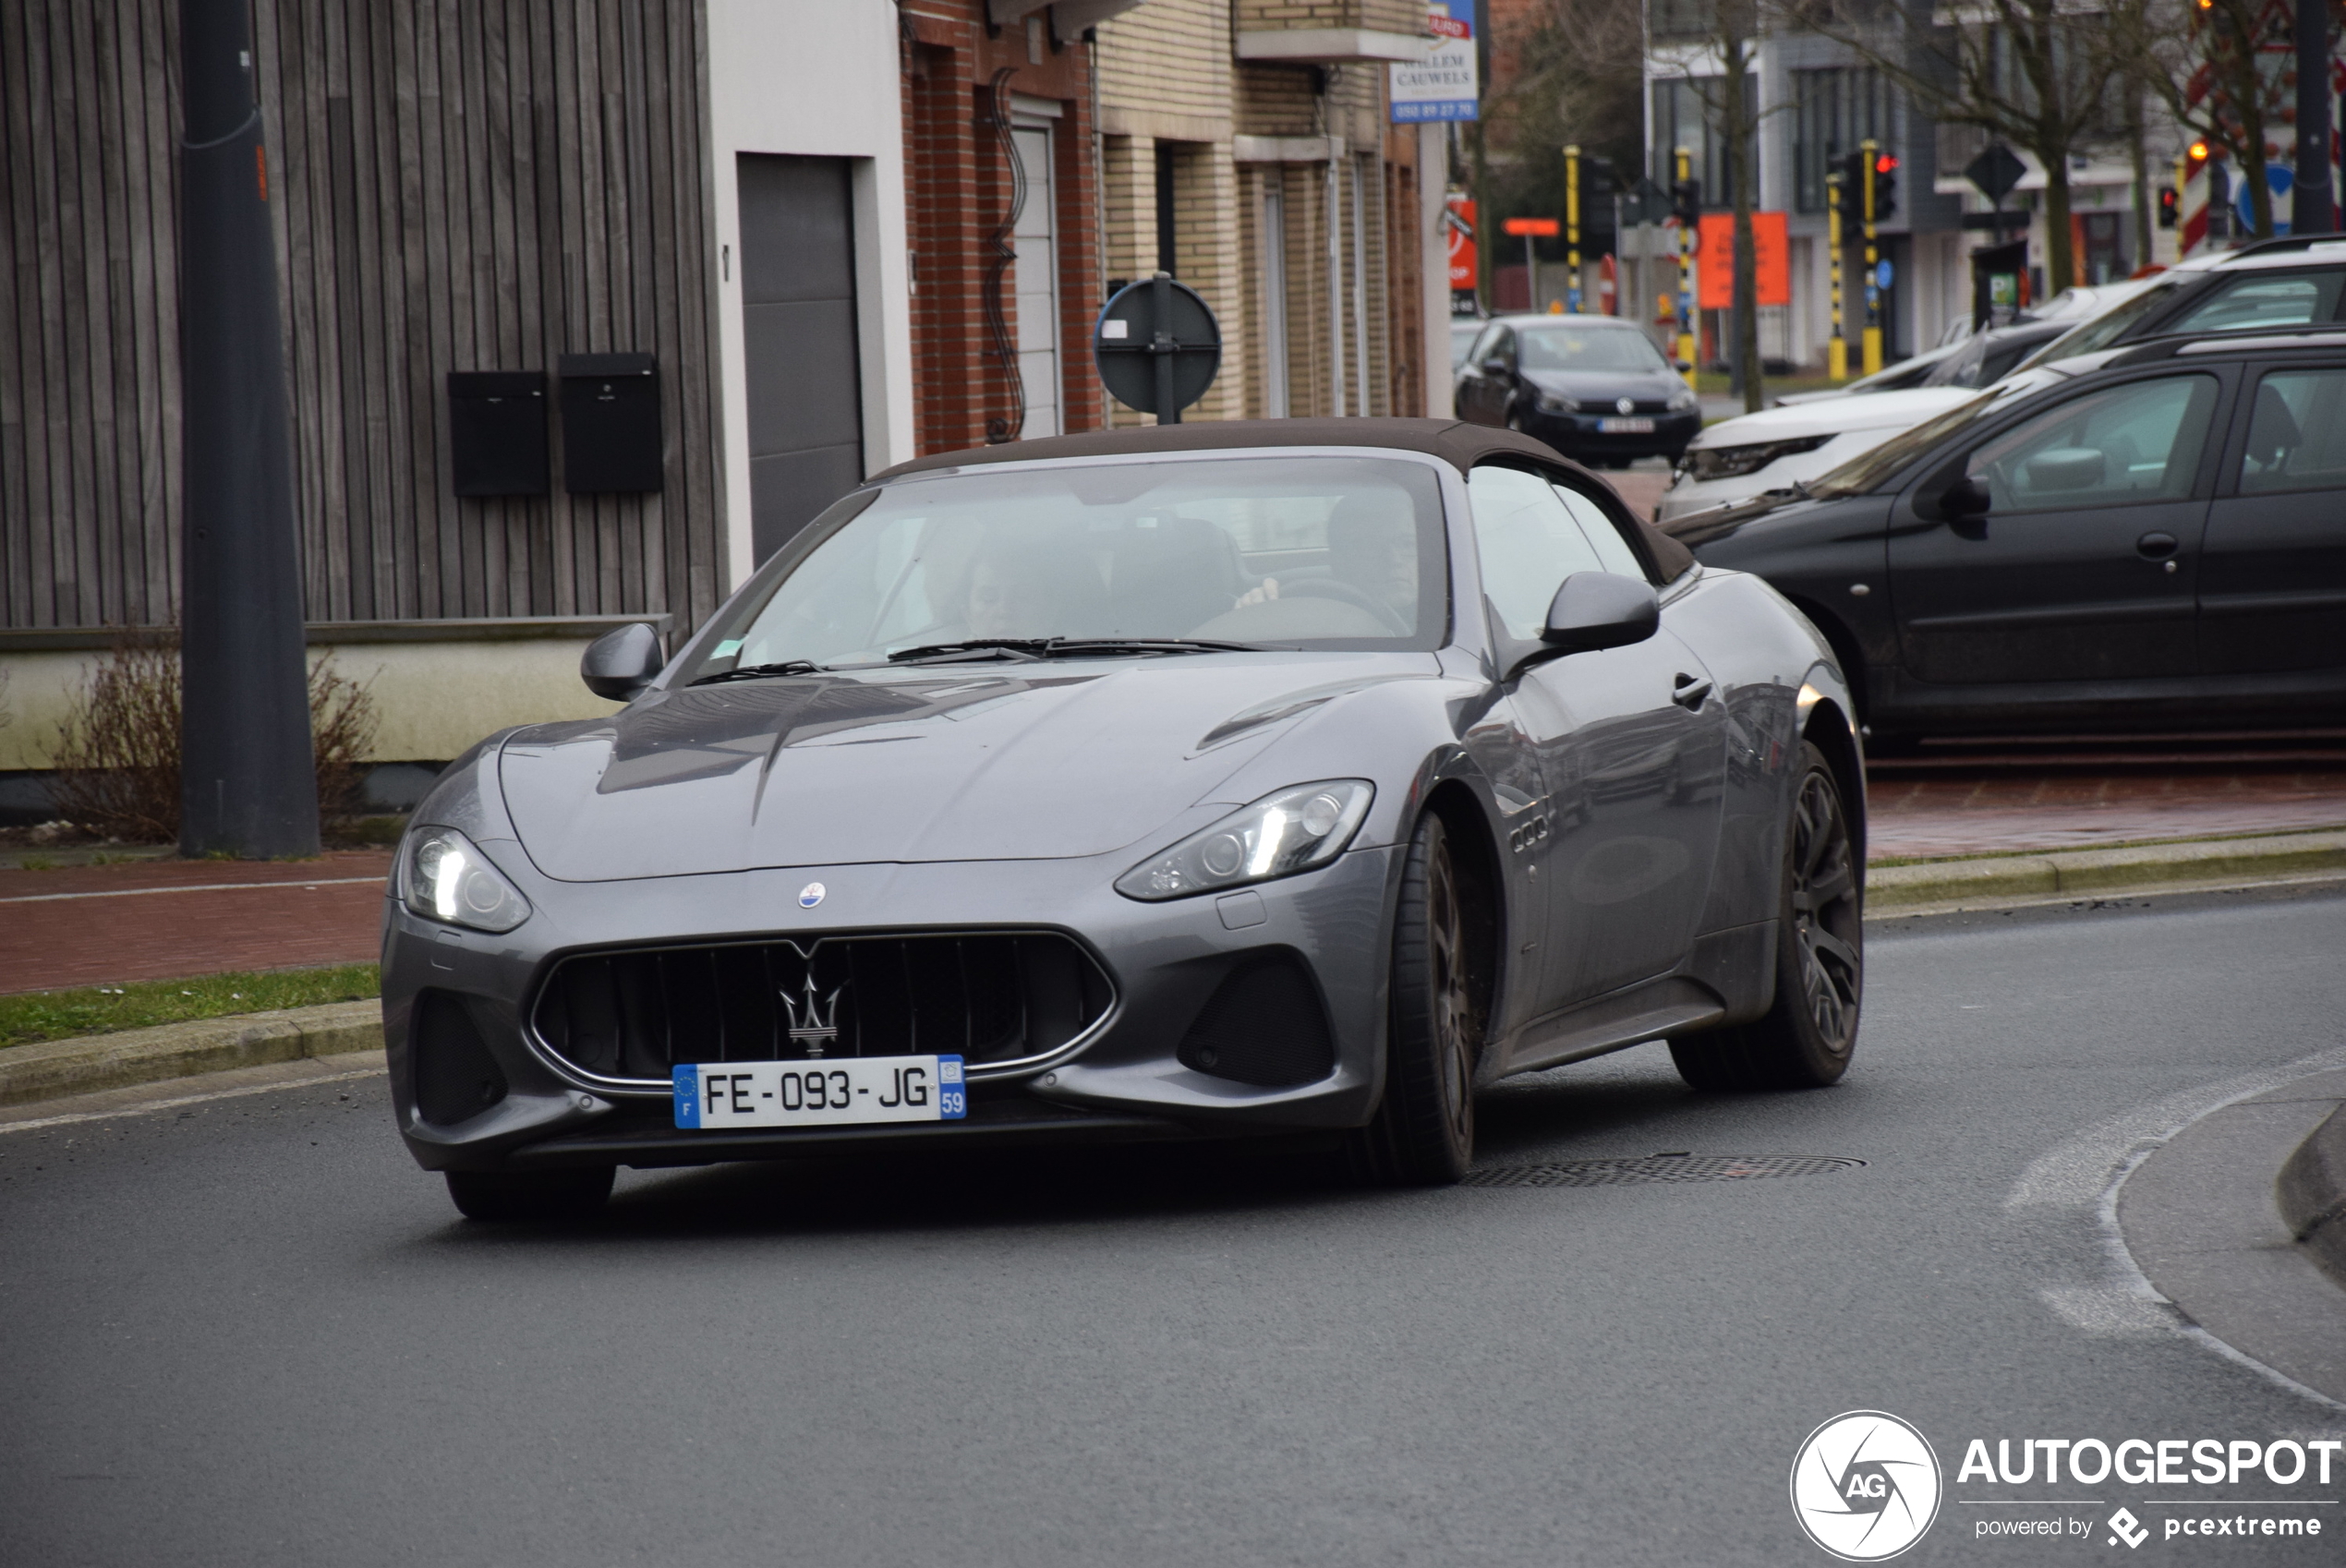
xmin=445 ymin=1165 xmax=614 ymax=1223
xmin=1349 ymin=814 xmax=1486 ymax=1185
xmin=1670 ymin=742 xmax=1861 ymax=1091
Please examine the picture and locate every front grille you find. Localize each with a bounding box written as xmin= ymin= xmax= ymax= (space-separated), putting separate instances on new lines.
xmin=531 ymin=932 xmax=1115 ymax=1084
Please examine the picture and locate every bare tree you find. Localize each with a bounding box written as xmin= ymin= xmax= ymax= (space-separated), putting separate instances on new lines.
xmin=1658 ymin=0 xmax=1772 ymax=408
xmin=1798 ymin=0 xmax=2146 ymax=292
xmin=2124 ymin=0 xmax=2287 ymax=239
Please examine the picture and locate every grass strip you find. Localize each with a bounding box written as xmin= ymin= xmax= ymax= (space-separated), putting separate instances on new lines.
xmin=0 ymin=964 xmax=380 ymax=1049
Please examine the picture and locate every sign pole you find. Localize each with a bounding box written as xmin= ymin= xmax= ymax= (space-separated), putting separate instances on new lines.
xmin=1565 ymin=144 xmax=1582 ymax=312
xmin=1675 ymin=146 xmax=1697 ymax=390
xmin=1860 ymin=137 xmax=1882 ymax=377
xmin=1827 ymin=172 xmax=1846 ymax=380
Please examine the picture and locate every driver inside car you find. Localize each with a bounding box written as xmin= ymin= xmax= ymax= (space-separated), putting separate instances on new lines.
xmin=1232 ymin=492 xmax=1418 ymax=624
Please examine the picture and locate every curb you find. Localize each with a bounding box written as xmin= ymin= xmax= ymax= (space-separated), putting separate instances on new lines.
xmin=3 ymin=830 xmax=2342 ymax=1111
xmin=2279 ymin=1104 xmax=2346 ymax=1287
xmin=0 ymin=1001 xmax=382 ymax=1109
xmin=1864 ymin=828 xmax=2346 ymax=911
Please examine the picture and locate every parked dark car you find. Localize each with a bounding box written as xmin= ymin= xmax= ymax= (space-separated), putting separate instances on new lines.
xmin=2015 ymin=237 xmax=2346 ymax=372
xmin=1916 ymin=320 xmax=2070 ymax=391
xmin=385 ymin=419 xmax=1865 ymax=1221
xmin=1662 ymin=329 xmax=2346 ymax=742
xmin=1455 ymin=315 xmax=1700 ymax=467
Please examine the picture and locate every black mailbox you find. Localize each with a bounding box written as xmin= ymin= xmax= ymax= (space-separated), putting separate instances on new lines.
xmin=446 ymin=371 xmax=549 ymax=497
xmin=558 ymin=352 xmax=663 ymax=493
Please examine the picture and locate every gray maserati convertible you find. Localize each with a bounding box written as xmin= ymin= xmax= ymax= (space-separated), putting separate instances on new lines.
xmin=385 ymin=419 xmax=1866 ymax=1220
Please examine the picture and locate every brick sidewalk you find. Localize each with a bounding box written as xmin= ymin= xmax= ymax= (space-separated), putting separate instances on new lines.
xmin=0 ymin=850 xmax=390 ymax=995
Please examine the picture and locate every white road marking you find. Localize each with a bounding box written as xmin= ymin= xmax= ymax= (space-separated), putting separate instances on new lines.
xmin=0 ymin=1062 xmax=386 ymax=1134
xmin=0 ymin=875 xmax=383 ymax=904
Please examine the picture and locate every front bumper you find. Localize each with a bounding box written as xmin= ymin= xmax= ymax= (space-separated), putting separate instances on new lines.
xmin=1522 ymin=406 xmax=1700 ymax=460
xmin=383 ymin=841 xmax=1400 ymax=1173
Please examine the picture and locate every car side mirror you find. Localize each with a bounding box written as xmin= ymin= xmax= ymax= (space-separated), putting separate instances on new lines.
xmin=1939 ymin=474 xmax=1992 ymax=521
xmin=1538 ymin=572 xmax=1661 ymax=656
xmin=582 ymin=622 xmax=665 ymax=701
xmin=1481 ymin=356 xmax=1510 ymax=377
xmin=1673 ymin=357 xmax=1693 ymax=373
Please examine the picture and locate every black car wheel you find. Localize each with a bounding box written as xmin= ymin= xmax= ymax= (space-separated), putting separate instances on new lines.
xmin=445 ymin=1165 xmax=615 ymax=1223
xmin=1670 ymin=742 xmax=1861 ymax=1090
xmin=1349 ymin=813 xmax=1486 ymax=1185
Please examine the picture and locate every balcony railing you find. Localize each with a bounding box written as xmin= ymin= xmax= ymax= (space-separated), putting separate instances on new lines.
xmin=1231 ymin=0 xmax=1432 ymax=64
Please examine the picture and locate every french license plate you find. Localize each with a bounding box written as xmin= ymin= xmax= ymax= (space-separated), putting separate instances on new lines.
xmin=673 ymin=1055 xmax=966 ymax=1129
xmin=1599 ymin=416 xmax=1654 ymax=433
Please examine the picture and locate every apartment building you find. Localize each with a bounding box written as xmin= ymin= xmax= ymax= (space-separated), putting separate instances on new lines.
xmin=1093 ymin=0 xmax=1450 ymax=421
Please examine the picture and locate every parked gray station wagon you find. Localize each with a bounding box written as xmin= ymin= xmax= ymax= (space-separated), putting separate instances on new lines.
xmin=383 ymin=420 xmax=1866 ymax=1221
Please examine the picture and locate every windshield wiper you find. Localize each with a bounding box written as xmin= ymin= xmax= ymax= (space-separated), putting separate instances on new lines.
xmin=887 ymin=637 xmax=1265 ymax=665
xmin=886 ymin=640 xmax=1053 ymax=664
xmin=689 ymin=660 xmax=825 ymax=686
xmin=1033 ymin=637 xmax=1266 ymax=657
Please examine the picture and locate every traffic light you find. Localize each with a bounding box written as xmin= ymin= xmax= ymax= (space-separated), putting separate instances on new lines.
xmin=1830 ymin=150 xmax=1866 ymax=206
xmin=1582 ymin=154 xmax=1619 ymax=197
xmin=1871 ymin=151 xmax=1900 ymax=221
xmin=1670 ymin=178 xmax=1701 ymax=224
xmin=2159 ymin=186 xmax=2180 ymax=228
xmin=2186 ymin=139 xmax=2211 ymax=171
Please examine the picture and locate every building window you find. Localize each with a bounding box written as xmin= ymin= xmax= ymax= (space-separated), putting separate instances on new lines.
xmin=1791 ymin=66 xmax=1895 ymax=214
xmin=1650 ymin=76 xmax=1754 ymax=208
xmin=1155 ymin=144 xmax=1178 ymax=277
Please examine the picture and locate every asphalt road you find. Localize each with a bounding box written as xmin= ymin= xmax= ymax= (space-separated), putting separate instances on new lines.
xmin=5 ymin=888 xmax=2345 ymax=1566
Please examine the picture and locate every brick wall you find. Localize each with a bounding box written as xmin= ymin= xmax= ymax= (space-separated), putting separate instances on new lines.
xmin=901 ymin=2 xmax=1104 ymax=457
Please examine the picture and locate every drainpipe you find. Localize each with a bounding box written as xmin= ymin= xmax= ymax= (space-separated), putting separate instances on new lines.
xmin=1328 ymin=133 xmax=1345 ymax=416
xmin=1352 ymin=156 xmax=1369 ymax=414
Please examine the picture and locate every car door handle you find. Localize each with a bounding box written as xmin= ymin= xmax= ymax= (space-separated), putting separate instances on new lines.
xmin=1672 ymin=673 xmax=1712 ymax=709
xmin=2135 ymin=531 xmax=2179 ymax=560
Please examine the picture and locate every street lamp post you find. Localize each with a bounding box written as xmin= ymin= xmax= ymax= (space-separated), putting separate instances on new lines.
xmin=176 ymin=0 xmax=320 ymax=859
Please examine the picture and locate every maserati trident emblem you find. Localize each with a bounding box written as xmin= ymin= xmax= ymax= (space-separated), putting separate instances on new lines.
xmin=798 ymin=882 xmax=826 ymax=909
xmin=780 ymin=974 xmax=845 ymax=1055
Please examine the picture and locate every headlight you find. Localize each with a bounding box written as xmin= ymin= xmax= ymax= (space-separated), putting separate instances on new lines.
xmin=402 ymin=826 xmax=531 ymax=933
xmin=1534 ymin=392 xmax=1580 ymax=415
xmin=1666 ymin=388 xmax=1699 ymax=412
xmin=1116 ymin=781 xmax=1374 ymax=901
xmin=1687 ymin=434 xmax=1832 ymax=482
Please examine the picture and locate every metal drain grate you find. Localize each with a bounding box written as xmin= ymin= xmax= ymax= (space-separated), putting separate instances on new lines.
xmin=1462 ymin=1154 xmax=1866 ymax=1188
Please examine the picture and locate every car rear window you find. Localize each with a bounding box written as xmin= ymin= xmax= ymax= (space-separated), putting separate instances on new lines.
xmin=688 ymin=456 xmax=1452 ymax=676
xmin=2165 ymin=271 xmax=2346 ymax=337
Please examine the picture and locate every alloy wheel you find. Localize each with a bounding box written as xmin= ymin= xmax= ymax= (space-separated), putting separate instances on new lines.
xmin=1426 ymin=840 xmax=1476 ymax=1142
xmin=1786 ymin=769 xmax=1860 ymax=1051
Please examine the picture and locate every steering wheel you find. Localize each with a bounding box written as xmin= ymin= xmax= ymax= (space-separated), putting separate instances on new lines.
xmin=1284 ymin=578 xmax=1412 ymax=636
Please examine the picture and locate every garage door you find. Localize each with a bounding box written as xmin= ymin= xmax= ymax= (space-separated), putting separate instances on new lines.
xmin=737 ymin=154 xmax=864 ymax=561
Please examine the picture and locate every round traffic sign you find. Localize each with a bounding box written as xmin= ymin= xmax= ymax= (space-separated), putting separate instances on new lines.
xmin=1094 ymin=274 xmax=1220 ymax=422
xmin=1874 ymin=259 xmax=1894 ymax=291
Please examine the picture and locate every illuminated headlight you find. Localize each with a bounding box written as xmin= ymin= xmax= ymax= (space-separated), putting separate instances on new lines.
xmin=402 ymin=826 xmax=531 ymax=933
xmin=1534 ymin=392 xmax=1580 ymax=415
xmin=1116 ymin=781 xmax=1374 ymax=901
xmin=1687 ymin=434 xmax=1832 ymax=481
xmin=1666 ymin=388 xmax=1699 ymax=412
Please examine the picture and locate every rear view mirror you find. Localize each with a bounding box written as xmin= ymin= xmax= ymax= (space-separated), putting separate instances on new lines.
xmin=582 ymin=622 xmax=664 ymax=701
xmin=1939 ymin=475 xmax=1992 ymax=520
xmin=1540 ymin=572 xmax=1660 ymax=654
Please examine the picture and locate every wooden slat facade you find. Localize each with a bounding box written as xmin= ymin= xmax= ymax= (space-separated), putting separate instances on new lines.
xmin=0 ymin=0 xmax=727 ymax=633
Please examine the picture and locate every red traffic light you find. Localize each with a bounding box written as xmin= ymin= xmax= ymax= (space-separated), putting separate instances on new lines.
xmin=1874 ymin=153 xmax=1899 ymax=175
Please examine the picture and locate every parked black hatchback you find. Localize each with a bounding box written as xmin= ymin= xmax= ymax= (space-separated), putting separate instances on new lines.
xmin=1662 ymin=328 xmax=2346 ymax=742
xmin=1455 ymin=315 xmax=1700 ymax=467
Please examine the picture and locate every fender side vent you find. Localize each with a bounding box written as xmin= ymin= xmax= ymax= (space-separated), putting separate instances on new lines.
xmin=1178 ymin=954 xmax=1335 ymax=1088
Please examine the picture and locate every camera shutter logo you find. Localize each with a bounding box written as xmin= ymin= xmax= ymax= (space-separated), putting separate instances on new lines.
xmin=1789 ymin=1411 xmax=1942 ymax=1561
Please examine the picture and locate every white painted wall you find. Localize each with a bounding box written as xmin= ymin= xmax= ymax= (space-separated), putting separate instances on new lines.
xmin=704 ymin=0 xmax=915 ymax=594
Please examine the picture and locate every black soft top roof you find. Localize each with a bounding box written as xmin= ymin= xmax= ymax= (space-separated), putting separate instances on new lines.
xmin=872 ymin=417 xmax=1586 ymax=483
xmin=869 ymin=417 xmax=1695 ymax=579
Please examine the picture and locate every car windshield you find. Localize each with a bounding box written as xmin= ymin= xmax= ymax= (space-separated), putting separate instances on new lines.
xmin=1515 ymin=325 xmax=1670 ymax=373
xmin=687 ymin=456 xmax=1450 ymax=677
xmin=1804 ymin=388 xmax=2014 ymax=498
xmin=2013 ymin=276 xmax=2183 ymax=370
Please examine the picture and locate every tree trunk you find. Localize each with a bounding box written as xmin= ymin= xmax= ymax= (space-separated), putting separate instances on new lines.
xmin=2128 ymin=87 xmax=2153 ymax=271
xmin=1724 ymin=39 xmax=1762 ymax=411
xmin=2242 ymin=103 xmax=2275 ymax=237
xmin=2042 ymin=157 xmax=2076 ymax=294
